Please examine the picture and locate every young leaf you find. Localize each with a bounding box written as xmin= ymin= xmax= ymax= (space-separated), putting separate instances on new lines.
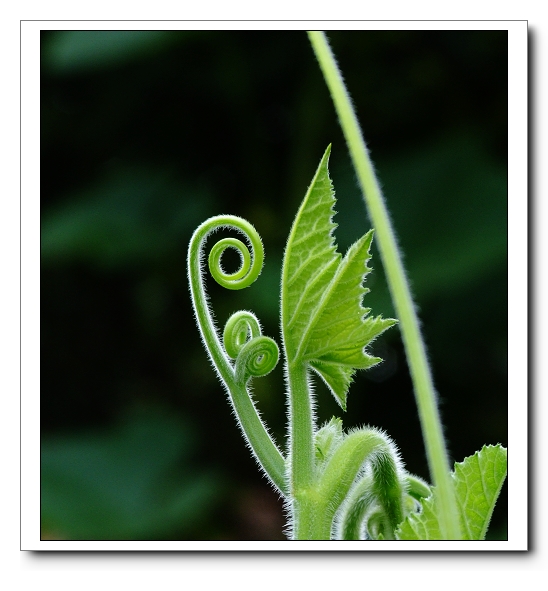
xmin=315 ymin=416 xmax=344 ymax=464
xmin=394 ymin=489 xmax=441 ymax=541
xmin=453 ymin=443 xmax=508 ymax=540
xmin=395 ymin=444 xmax=507 ymax=540
xmin=282 ymin=145 xmax=396 ymax=409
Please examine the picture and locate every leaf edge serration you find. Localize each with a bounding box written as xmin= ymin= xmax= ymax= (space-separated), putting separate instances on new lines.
xmin=281 ymin=145 xmax=397 ymax=410
xmin=394 ymin=443 xmax=508 ymax=540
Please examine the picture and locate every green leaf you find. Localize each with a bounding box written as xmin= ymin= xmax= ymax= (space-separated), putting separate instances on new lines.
xmin=394 ymin=489 xmax=441 ymax=541
xmin=315 ymin=416 xmax=344 ymax=464
xmin=282 ymin=145 xmax=396 ymax=409
xmin=453 ymin=443 xmax=508 ymax=540
xmin=395 ymin=444 xmax=507 ymax=540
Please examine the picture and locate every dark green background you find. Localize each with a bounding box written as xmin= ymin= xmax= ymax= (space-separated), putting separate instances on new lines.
xmin=41 ymin=30 xmax=508 ymax=541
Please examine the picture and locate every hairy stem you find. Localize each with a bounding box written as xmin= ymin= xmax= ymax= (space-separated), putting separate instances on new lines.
xmin=308 ymin=30 xmax=461 ymax=540
xmin=319 ymin=429 xmax=404 ymax=540
xmin=338 ymin=473 xmax=375 ymax=540
xmin=287 ymin=362 xmax=316 ymax=538
xmin=188 ymin=215 xmax=286 ymax=494
xmin=296 ymin=428 xmax=405 ymax=540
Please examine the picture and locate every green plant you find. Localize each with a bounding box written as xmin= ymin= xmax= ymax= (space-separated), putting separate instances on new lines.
xmin=187 ymin=32 xmax=507 ymax=541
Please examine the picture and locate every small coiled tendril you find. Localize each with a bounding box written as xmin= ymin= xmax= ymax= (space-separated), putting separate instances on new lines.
xmin=208 ymin=233 xmax=263 ymax=291
xmin=188 ymin=215 xmax=286 ymax=494
xmin=188 ymin=215 xmax=279 ymax=380
xmin=198 ymin=219 xmax=279 ymax=382
xmin=188 ymin=215 xmax=270 ymax=384
xmin=223 ymin=312 xmax=279 ymax=384
xmin=223 ymin=311 xmax=262 ymax=359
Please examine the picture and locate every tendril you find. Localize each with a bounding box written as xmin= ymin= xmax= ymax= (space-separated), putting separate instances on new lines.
xmin=187 ymin=215 xmax=286 ymax=494
xmin=223 ymin=311 xmax=279 ymax=384
xmin=208 ymin=231 xmax=263 ymax=290
xmin=223 ymin=311 xmax=262 ymax=360
xmin=235 ymin=335 xmax=280 ymax=383
xmin=187 ymin=215 xmax=266 ymax=381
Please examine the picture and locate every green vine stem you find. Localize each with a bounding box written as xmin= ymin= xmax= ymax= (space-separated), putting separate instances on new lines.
xmin=307 ymin=30 xmax=462 ymax=539
xmin=187 ymin=215 xmax=287 ymax=494
xmin=285 ymin=362 xmax=316 ymax=537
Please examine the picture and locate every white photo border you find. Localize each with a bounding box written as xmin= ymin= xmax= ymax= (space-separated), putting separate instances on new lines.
xmin=22 ymin=19 xmax=527 ymax=552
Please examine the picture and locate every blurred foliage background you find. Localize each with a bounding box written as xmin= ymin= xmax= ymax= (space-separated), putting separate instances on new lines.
xmin=41 ymin=30 xmax=508 ymax=541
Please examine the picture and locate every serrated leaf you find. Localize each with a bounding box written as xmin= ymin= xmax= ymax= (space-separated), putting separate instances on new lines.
xmin=394 ymin=491 xmax=442 ymax=540
xmin=282 ymin=145 xmax=396 ymax=409
xmin=282 ymin=145 xmax=341 ymax=361
xmin=453 ymin=443 xmax=508 ymax=540
xmin=395 ymin=444 xmax=507 ymax=540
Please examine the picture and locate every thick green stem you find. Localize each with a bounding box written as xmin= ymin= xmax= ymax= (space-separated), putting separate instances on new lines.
xmin=308 ymin=30 xmax=462 ymax=540
xmin=287 ymin=362 xmax=316 ymax=539
xmin=295 ymin=494 xmax=332 ymax=540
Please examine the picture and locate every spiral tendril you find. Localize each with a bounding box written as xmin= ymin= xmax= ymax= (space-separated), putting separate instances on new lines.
xmin=189 ymin=215 xmax=278 ymax=381
xmin=223 ymin=311 xmax=279 ymax=383
xmin=188 ymin=215 xmax=286 ymax=493
xmin=223 ymin=311 xmax=261 ymax=359
xmin=235 ymin=335 xmax=280 ymax=384
xmin=208 ymin=226 xmax=263 ymax=291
